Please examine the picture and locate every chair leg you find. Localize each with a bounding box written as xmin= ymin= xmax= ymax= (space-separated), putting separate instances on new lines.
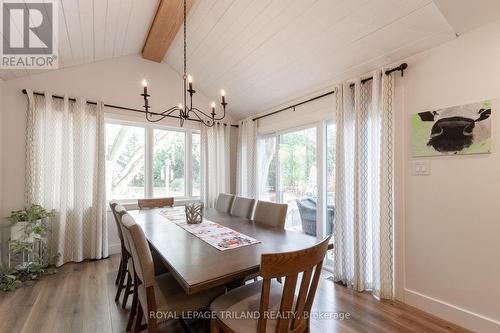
xmin=126 ymin=282 xmax=138 ymax=331
xmin=147 ymin=316 xmax=157 ymax=333
xmin=134 ymin=304 xmax=144 ymax=333
xmin=115 ymin=264 xmax=127 ymax=302
xmin=122 ymin=271 xmax=132 ymax=309
xmin=115 ymin=257 xmax=123 ymax=285
xmin=211 ymin=318 xmax=220 ymax=333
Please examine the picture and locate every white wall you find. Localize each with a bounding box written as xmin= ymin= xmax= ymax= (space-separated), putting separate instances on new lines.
xmin=0 ymin=54 xmax=237 ymax=259
xmin=395 ymin=19 xmax=500 ymax=332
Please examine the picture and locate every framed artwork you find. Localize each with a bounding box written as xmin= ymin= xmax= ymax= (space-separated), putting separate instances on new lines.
xmin=411 ymin=100 xmax=492 ymax=157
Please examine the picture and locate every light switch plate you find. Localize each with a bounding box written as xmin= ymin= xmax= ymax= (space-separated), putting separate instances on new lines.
xmin=412 ymin=160 xmax=431 ymax=176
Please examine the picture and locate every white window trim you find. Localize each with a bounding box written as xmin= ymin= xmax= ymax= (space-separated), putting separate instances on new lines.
xmin=104 ymin=117 xmax=201 ymax=206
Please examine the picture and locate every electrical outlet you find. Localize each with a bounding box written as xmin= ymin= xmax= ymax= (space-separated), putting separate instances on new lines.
xmin=412 ymin=160 xmax=430 ymax=176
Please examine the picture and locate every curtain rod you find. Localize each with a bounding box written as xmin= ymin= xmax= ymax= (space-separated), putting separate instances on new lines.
xmin=21 ymin=89 xmax=239 ymax=128
xmin=252 ymin=63 xmax=408 ymax=122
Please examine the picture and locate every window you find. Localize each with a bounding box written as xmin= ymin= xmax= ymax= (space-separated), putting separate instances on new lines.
xmin=105 ymin=123 xmax=146 ymax=200
xmin=279 ymin=127 xmax=317 ymax=233
xmin=153 ymin=129 xmax=185 ymax=197
xmin=257 ymin=121 xmax=335 ymax=239
xmin=105 ymin=121 xmax=200 ymax=202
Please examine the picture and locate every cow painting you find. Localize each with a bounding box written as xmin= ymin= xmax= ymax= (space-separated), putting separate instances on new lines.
xmin=411 ymin=100 xmax=492 ymax=156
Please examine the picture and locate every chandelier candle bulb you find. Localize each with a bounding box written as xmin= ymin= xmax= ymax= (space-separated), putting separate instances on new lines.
xmin=142 ymin=79 xmax=148 ymax=95
xmin=188 ymin=75 xmax=193 ymax=91
xmin=211 ymin=102 xmax=216 ymax=114
xmin=221 ymin=89 xmax=226 ymax=104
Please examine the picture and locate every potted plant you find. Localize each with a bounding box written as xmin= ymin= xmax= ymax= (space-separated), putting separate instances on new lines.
xmin=0 ymin=204 xmax=59 ymax=292
xmin=7 ymin=204 xmax=54 ymax=242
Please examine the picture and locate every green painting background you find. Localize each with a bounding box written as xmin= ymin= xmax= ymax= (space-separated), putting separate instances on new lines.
xmin=411 ymin=100 xmax=492 ymax=157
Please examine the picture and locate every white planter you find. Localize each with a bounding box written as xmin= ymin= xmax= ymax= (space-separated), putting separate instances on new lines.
xmin=10 ymin=220 xmax=39 ymax=242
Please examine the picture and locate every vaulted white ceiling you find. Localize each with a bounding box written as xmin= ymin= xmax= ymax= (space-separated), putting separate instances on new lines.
xmin=2 ymin=0 xmax=500 ymax=120
xmin=165 ymin=0 xmax=457 ymax=119
xmin=0 ymin=0 xmax=160 ymax=80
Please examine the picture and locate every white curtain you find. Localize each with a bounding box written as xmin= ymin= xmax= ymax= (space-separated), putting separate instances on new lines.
xmin=25 ymin=90 xmax=107 ymax=266
xmin=333 ymin=70 xmax=394 ymax=299
xmin=236 ymin=118 xmax=257 ymax=197
xmin=200 ymin=123 xmax=230 ymax=208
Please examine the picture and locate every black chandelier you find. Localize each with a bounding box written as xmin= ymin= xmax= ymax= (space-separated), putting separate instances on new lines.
xmin=140 ymin=0 xmax=227 ymax=127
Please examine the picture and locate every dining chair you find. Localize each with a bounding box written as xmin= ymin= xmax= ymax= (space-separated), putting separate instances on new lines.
xmin=210 ymin=236 xmax=331 ymax=333
xmin=215 ymin=193 xmax=235 ymax=213
xmin=120 ymin=213 xmax=226 ymax=333
xmin=230 ymin=196 xmax=256 ymax=219
xmin=253 ymin=200 xmax=288 ymax=229
xmin=138 ymin=197 xmax=174 ymax=210
xmin=112 ymin=204 xmax=135 ymax=310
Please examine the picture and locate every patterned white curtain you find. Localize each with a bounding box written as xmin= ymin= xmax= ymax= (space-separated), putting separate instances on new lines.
xmin=236 ymin=118 xmax=257 ymax=197
xmin=25 ymin=90 xmax=107 ymax=266
xmin=200 ymin=123 xmax=230 ymax=208
xmin=333 ymin=71 xmax=394 ymax=299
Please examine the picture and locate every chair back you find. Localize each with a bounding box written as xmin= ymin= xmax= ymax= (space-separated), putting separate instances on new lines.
xmin=215 ymin=193 xmax=235 ymax=213
xmin=121 ymin=213 xmax=155 ymax=288
xmin=257 ymin=236 xmax=331 ymax=333
xmin=138 ymin=197 xmax=174 ymax=210
xmin=109 ymin=200 xmax=124 ymax=242
xmin=253 ymin=201 xmax=288 ymax=229
xmin=115 ymin=205 xmax=130 ymax=253
xmin=230 ymin=196 xmax=256 ymax=219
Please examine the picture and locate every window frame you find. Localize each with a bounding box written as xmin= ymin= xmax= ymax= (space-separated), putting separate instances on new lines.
xmin=104 ymin=118 xmax=201 ymax=205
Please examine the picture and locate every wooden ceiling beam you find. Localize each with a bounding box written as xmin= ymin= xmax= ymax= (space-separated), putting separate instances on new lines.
xmin=142 ymin=0 xmax=195 ymax=63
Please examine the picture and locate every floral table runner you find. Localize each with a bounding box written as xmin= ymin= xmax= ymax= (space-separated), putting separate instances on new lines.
xmin=159 ymin=207 xmax=261 ymax=251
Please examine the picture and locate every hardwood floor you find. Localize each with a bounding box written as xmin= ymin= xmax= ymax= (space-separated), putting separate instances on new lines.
xmin=0 ymin=255 xmax=472 ymax=333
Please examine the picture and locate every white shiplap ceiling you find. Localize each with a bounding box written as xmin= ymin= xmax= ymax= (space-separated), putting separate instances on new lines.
xmin=164 ymin=0 xmax=459 ymax=119
xmin=2 ymin=0 xmax=500 ymax=120
xmin=0 ymin=0 xmax=160 ymax=80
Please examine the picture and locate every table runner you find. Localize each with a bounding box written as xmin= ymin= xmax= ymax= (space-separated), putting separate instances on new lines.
xmin=159 ymin=208 xmax=261 ymax=251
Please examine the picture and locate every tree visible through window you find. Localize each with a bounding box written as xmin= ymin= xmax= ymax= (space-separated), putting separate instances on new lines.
xmin=105 ymin=124 xmax=145 ymax=200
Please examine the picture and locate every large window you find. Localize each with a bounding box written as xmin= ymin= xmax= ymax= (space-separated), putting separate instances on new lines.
xmin=257 ymin=121 xmax=335 ymax=239
xmin=105 ymin=121 xmax=200 ymax=202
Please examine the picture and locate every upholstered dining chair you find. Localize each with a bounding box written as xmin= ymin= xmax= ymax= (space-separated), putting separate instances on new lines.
xmin=120 ymin=213 xmax=226 ymax=333
xmin=138 ymin=197 xmax=174 ymax=210
xmin=210 ymin=236 xmax=331 ymax=333
xmin=110 ymin=202 xmax=134 ymax=309
xmin=215 ymin=193 xmax=235 ymax=213
xmin=253 ymin=200 xmax=288 ymax=229
xmin=230 ymin=196 xmax=256 ymax=219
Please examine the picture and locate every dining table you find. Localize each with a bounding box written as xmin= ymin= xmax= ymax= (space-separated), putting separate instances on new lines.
xmin=129 ymin=207 xmax=331 ymax=295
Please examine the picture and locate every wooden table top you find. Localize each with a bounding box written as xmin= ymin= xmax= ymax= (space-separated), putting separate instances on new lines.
xmin=129 ymin=208 xmax=325 ymax=295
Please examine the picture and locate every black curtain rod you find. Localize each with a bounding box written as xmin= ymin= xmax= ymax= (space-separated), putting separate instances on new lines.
xmin=21 ymin=89 xmax=239 ymax=128
xmin=252 ymin=63 xmax=408 ymax=122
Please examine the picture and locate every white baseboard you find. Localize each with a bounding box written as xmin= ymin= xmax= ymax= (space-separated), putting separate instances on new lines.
xmin=404 ymin=288 xmax=500 ymax=333
xmin=108 ymin=243 xmax=121 ymax=256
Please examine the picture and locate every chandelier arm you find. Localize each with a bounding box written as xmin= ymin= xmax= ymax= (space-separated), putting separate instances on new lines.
xmin=146 ymin=112 xmax=169 ymax=123
xmin=213 ymin=109 xmax=226 ymax=121
xmin=191 ymin=107 xmax=216 ymax=120
xmin=190 ymin=108 xmax=215 ymax=127
xmin=159 ymin=106 xmax=181 ymax=117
